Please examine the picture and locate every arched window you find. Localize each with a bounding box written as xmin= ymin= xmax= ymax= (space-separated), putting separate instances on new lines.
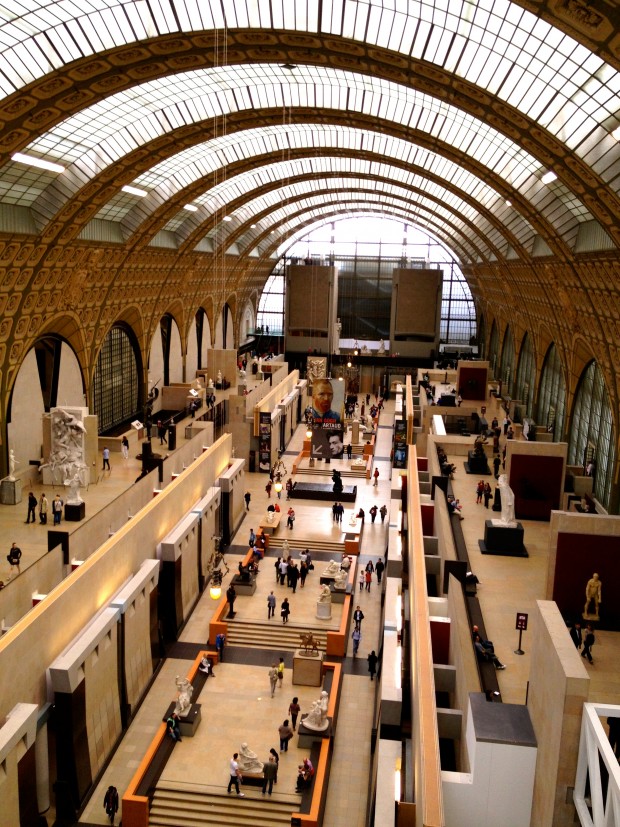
xmin=568 ymin=361 xmax=615 ymax=510
xmin=514 ymin=333 xmax=536 ymax=418
xmin=536 ymin=344 xmax=566 ymax=441
xmin=258 ymin=269 xmax=286 ymax=335
xmin=92 ymin=325 xmax=141 ymax=434
xmin=500 ymin=327 xmax=515 ymax=396
xmin=488 ymin=321 xmax=499 ymax=379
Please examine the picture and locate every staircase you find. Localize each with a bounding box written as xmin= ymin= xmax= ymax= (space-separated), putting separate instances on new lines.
xmin=150 ymin=781 xmax=297 ymax=826
xmin=225 ymin=618 xmax=330 ymax=652
xmin=268 ymin=536 xmax=345 ymax=553
xmin=299 ymin=464 xmax=367 ymax=478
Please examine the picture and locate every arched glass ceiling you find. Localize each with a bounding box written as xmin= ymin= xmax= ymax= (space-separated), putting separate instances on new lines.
xmin=10 ymin=63 xmax=593 ymax=246
xmin=114 ymin=125 xmax=536 ymax=250
xmin=1 ymin=0 xmax=619 ymax=173
xmin=197 ymin=176 xmax=498 ymax=260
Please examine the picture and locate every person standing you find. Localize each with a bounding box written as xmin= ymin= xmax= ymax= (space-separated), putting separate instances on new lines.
xmin=26 ymin=491 xmax=37 ymax=523
xmin=227 ymin=753 xmax=244 ymax=796
xmin=367 ymin=650 xmax=379 ymax=681
xmin=581 ymin=624 xmax=595 ymax=663
xmin=352 ymin=627 xmax=361 ymax=656
xmin=346 ymin=443 xmax=352 ymax=460
xmin=379 ymin=504 xmax=387 ymax=523
xmin=268 ymin=664 xmax=278 ymax=697
xmin=357 ymin=507 xmax=365 ymax=525
xmin=215 ymin=632 xmax=226 ymax=662
xmin=373 ymin=467 xmax=380 ymax=487
xmin=267 ymin=591 xmax=276 ymax=619
xmin=39 ymin=493 xmax=48 ymax=524
xmin=52 ymin=494 xmax=63 ymax=525
xmin=102 ymin=446 xmax=111 ymax=470
xmin=483 ymin=482 xmax=493 ymax=508
xmin=103 ymin=785 xmax=119 ymax=825
xmin=166 ymin=712 xmax=182 ymax=742
xmin=476 ymin=480 xmax=484 ymax=504
xmin=353 ymin=606 xmax=364 ymax=631
xmin=365 ymin=560 xmax=375 ymax=575
xmin=278 ymin=719 xmax=293 ymax=752
xmin=226 ymin=584 xmax=237 ymax=617
xmin=287 ymin=507 xmax=295 ymax=529
xmin=365 ymin=569 xmax=372 ymax=592
xmin=278 ymin=558 xmax=287 ymax=586
xmin=121 ymin=435 xmax=129 ymax=459
xmin=375 ymin=558 xmax=385 ymax=584
xmin=249 ymin=527 xmax=256 ymax=547
xmin=281 ymin=597 xmax=290 ymax=624
xmin=262 ymin=755 xmax=278 ymax=795
xmin=265 ymin=480 xmax=272 ymax=498
xmin=158 ymin=421 xmax=167 ymax=445
xmin=569 ymin=622 xmax=582 ymax=649
xmin=7 ymin=542 xmax=22 ymax=576
xmin=289 ymin=697 xmax=301 ymax=730
xmin=277 ymin=656 xmax=285 ymax=689
xmin=493 ymin=455 xmax=501 ymax=479
xmin=244 ymin=491 xmax=251 ymax=510
xmin=332 ymin=502 xmax=338 ymax=522
xmin=299 ymin=560 xmax=308 ymax=588
xmin=359 ymin=570 xmax=365 ymax=592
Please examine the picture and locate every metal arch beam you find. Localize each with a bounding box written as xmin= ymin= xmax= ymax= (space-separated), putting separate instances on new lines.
xmin=231 ymin=198 xmax=481 ymax=270
xmin=0 ymin=34 xmax=608 ymax=250
xmin=125 ymin=151 xmax=529 ymax=262
xmin=204 ymin=178 xmax=502 ymax=263
xmin=39 ymin=109 xmax=569 ymax=259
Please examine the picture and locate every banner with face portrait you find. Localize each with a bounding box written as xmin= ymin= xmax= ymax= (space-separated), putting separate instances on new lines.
xmin=310 ymin=378 xmax=345 ymax=460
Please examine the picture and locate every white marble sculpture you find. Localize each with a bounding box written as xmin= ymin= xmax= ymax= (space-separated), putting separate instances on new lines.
xmin=217 ymin=370 xmax=222 ymax=384
xmin=349 ymin=511 xmax=358 ymax=526
xmin=237 ymin=742 xmax=264 ymax=773
xmin=318 ymin=584 xmax=332 ymax=603
xmin=282 ymin=539 xmax=290 ymax=556
xmin=304 ymin=690 xmax=329 ymax=732
xmin=174 ymin=676 xmax=193 ymax=716
xmin=41 ymin=407 xmax=90 ymax=485
xmin=334 ymin=569 xmax=347 ymax=588
xmin=378 ymin=339 xmax=385 ymax=354
xmin=361 ymin=344 xmax=369 ymax=354
xmin=64 ymin=471 xmax=83 ymax=504
xmin=322 ymin=560 xmax=340 ymax=577
xmin=208 ymin=378 xmax=214 ymax=389
xmin=496 ymin=474 xmax=517 ymax=526
xmin=7 ymin=449 xmax=18 ymax=480
xmin=266 ymin=510 xmax=275 ymax=524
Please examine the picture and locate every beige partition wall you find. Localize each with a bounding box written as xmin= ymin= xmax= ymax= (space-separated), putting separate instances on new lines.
xmin=205 ymin=348 xmax=238 ymax=384
xmin=286 ymin=264 xmax=338 ymax=353
xmin=390 ymin=268 xmax=442 ymax=358
xmin=528 ymin=600 xmax=589 ymax=827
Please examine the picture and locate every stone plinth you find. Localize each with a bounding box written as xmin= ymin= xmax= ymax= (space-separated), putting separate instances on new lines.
xmin=163 ymin=702 xmax=202 ymax=737
xmin=297 ymin=718 xmax=331 ymax=748
xmin=316 ymin=601 xmax=332 ymax=619
xmin=331 ymin=586 xmax=348 ymax=604
xmin=259 ymin=513 xmax=281 ymax=534
xmin=465 ymin=450 xmax=490 ymax=475
xmin=293 ymin=650 xmax=324 ymax=686
xmin=230 ymin=574 xmax=256 ymax=595
xmin=64 ymin=502 xmax=85 ymax=521
xmin=479 ymin=520 xmax=527 ymax=557
xmin=1 ymin=478 xmax=22 ymax=505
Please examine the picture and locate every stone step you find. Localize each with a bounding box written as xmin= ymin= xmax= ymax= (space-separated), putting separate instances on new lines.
xmin=297 ymin=465 xmax=367 ymax=478
xmin=151 ymin=784 xmax=296 ymax=827
xmin=268 ymin=537 xmax=345 ymax=552
xmin=225 ymin=619 xmax=330 ymax=652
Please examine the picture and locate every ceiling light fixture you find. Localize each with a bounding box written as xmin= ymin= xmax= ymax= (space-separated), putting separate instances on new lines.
xmin=505 ymin=200 xmax=512 ymax=206
xmin=223 ymin=215 xmax=232 ymax=222
xmin=184 ymin=204 xmax=198 ymax=212
xmin=12 ymin=152 xmax=64 ymax=173
xmin=612 ymin=126 xmax=620 ymax=141
xmin=122 ymin=185 xmax=148 ymax=197
xmin=541 ymin=171 xmax=557 ymax=185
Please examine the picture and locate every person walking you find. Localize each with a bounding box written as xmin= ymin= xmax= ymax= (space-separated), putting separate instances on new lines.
xmin=353 ymin=606 xmax=364 ymax=631
xmin=289 ymin=563 xmax=299 ymax=593
xmin=277 ymin=657 xmax=285 ymax=689
xmin=352 ymin=627 xmax=361 ymax=656
xmin=7 ymin=542 xmax=22 ymax=576
xmin=121 ymin=435 xmax=129 ymax=459
xmin=289 ymin=697 xmax=301 ymax=730
xmin=299 ymin=560 xmax=308 ymax=588
xmin=262 ymin=755 xmax=278 ymax=795
xmin=215 ymin=632 xmax=226 ymax=662
xmin=103 ymin=785 xmax=119 ymax=825
xmin=373 ymin=467 xmax=380 ymax=487
xmin=281 ymin=597 xmax=290 ymax=624
xmin=166 ymin=712 xmax=182 ymax=742
xmin=226 ymin=584 xmax=237 ymax=617
xmin=365 ymin=569 xmax=372 ymax=592
xmin=265 ymin=480 xmax=272 ymax=498
xmin=157 ymin=421 xmax=167 ymax=444
xmin=227 ymin=753 xmax=244 ymax=796
xmin=346 ymin=443 xmax=352 ymax=460
xmin=102 ymin=446 xmax=111 ymax=470
xmin=493 ymin=455 xmax=501 ymax=479
xmin=268 ymin=664 xmax=278 ymax=697
xmin=581 ymin=624 xmax=595 ymax=663
xmin=359 ymin=569 xmax=365 ymax=592
xmin=483 ymin=482 xmax=493 ymax=508
xmin=26 ymin=490 xmax=37 ymax=524
xmin=39 ymin=493 xmax=48 ymax=524
xmin=476 ymin=480 xmax=484 ymax=504
xmin=569 ymin=621 xmax=582 ymax=649
xmin=267 ymin=591 xmax=276 ymax=619
xmin=244 ymin=491 xmax=251 ymax=510
xmin=369 ymin=505 xmax=378 ymax=523
xmin=249 ymin=527 xmax=256 ymax=547
xmin=287 ymin=507 xmax=295 ymax=529
xmin=375 ymin=558 xmax=385 ymax=584
xmin=367 ymin=650 xmax=379 ymax=681
xmin=278 ymin=558 xmax=287 ymax=586
xmin=332 ymin=502 xmax=338 ymax=522
xmin=52 ymin=493 xmax=63 ymax=525
xmin=278 ymin=719 xmax=293 ymax=752
xmin=379 ymin=504 xmax=387 ymax=523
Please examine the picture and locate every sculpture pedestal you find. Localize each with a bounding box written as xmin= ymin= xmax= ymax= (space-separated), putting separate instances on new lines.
xmin=464 ymin=450 xmax=490 ymax=475
xmin=293 ymin=650 xmax=324 ymax=686
xmin=163 ymin=702 xmax=202 ymax=737
xmin=297 ymin=718 xmax=331 ymax=748
xmin=479 ymin=520 xmax=527 ymax=557
xmin=1 ymin=478 xmax=22 ymax=505
xmin=64 ymin=502 xmax=85 ymax=522
xmin=331 ymin=586 xmax=348 ymax=603
xmin=319 ymin=574 xmax=337 ymax=586
xmin=316 ymin=601 xmax=332 ymax=620
xmin=230 ymin=574 xmax=256 ymax=596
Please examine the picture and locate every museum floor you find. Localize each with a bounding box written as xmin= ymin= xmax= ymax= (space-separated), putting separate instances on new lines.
xmin=2 ymin=389 xmax=619 ymax=825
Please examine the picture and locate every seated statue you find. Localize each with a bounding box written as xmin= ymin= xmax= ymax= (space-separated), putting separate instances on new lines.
xmin=332 ymin=469 xmax=343 ymax=494
xmin=340 ymin=555 xmax=351 ymax=571
xmin=304 ymin=690 xmax=330 ymax=732
xmin=208 ymin=378 xmax=214 ymax=388
xmin=322 ymin=560 xmax=340 ymax=576
xmin=334 ymin=569 xmax=347 ymax=589
xmin=318 ymin=583 xmax=332 ymax=603
xmin=217 ymin=370 xmax=222 ymax=384
xmin=266 ymin=510 xmax=274 ymax=523
xmin=174 ymin=676 xmax=193 ymax=716
xmin=237 ymin=742 xmax=264 ymax=773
